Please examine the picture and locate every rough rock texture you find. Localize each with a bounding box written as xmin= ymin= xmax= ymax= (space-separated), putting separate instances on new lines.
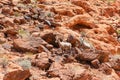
xmin=32 ymin=52 xmax=50 ymax=70
xmin=0 ymin=58 xmax=31 ymax=80
xmin=0 ymin=0 xmax=120 ymax=80
xmin=3 ymin=70 xmax=31 ymax=80
xmin=13 ymin=37 xmax=48 ymax=53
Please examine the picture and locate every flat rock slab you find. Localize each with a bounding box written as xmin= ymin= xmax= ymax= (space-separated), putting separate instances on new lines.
xmin=13 ymin=37 xmax=48 ymax=53
xmin=3 ymin=70 xmax=31 ymax=80
xmin=0 ymin=61 xmax=31 ymax=80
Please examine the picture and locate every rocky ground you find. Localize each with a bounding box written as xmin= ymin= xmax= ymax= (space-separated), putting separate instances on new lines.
xmin=0 ymin=0 xmax=120 ymax=80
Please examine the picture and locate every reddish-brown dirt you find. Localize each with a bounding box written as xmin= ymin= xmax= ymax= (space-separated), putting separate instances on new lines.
xmin=0 ymin=0 xmax=120 ymax=80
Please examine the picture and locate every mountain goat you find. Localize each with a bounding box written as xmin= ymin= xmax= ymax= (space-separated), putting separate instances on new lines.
xmin=56 ymin=36 xmax=72 ymax=53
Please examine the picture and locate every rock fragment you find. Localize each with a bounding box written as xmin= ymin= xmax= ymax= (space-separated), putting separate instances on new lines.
xmin=32 ymin=52 xmax=50 ymax=70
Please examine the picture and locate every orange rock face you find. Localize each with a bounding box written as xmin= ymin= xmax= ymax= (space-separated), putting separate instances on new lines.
xmin=0 ymin=59 xmax=31 ymax=80
xmin=0 ymin=0 xmax=120 ymax=80
xmin=3 ymin=70 xmax=31 ymax=80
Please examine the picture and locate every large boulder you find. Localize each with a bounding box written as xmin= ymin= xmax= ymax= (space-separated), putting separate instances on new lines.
xmin=3 ymin=70 xmax=31 ymax=80
xmin=0 ymin=61 xmax=31 ymax=80
xmin=13 ymin=37 xmax=49 ymax=53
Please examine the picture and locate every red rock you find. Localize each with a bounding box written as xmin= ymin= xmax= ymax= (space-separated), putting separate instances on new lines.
xmin=0 ymin=0 xmax=120 ymax=80
xmin=13 ymin=38 xmax=38 ymax=52
xmin=13 ymin=37 xmax=48 ymax=53
xmin=53 ymin=7 xmax=75 ymax=17
xmin=99 ymin=63 xmax=112 ymax=75
xmin=105 ymin=25 xmax=116 ymax=35
xmin=14 ymin=17 xmax=26 ymax=24
xmin=40 ymin=78 xmax=60 ymax=80
xmin=12 ymin=0 xmax=20 ymax=5
xmin=116 ymin=71 xmax=120 ymax=77
xmin=38 ymin=45 xmax=51 ymax=53
xmin=76 ymin=51 xmax=100 ymax=61
xmin=5 ymin=29 xmax=18 ymax=36
xmin=0 ymin=60 xmax=31 ymax=80
xmin=32 ymin=52 xmax=50 ymax=70
xmin=91 ymin=59 xmax=100 ymax=68
xmin=109 ymin=61 xmax=120 ymax=71
xmin=41 ymin=31 xmax=59 ymax=47
xmin=3 ymin=17 xmax=15 ymax=27
xmin=0 ymin=14 xmax=5 ymax=18
xmin=2 ymin=7 xmax=13 ymax=15
xmin=14 ymin=18 xmax=21 ymax=24
xmin=75 ymin=48 xmax=100 ymax=61
xmin=71 ymin=0 xmax=95 ymax=12
xmin=99 ymin=6 xmax=117 ymax=17
xmin=22 ymin=0 xmax=31 ymax=4
xmin=116 ymin=46 xmax=120 ymax=54
xmin=0 ymin=37 xmax=6 ymax=44
xmin=3 ymin=70 xmax=31 ymax=80
xmin=74 ymin=72 xmax=92 ymax=80
xmin=64 ymin=14 xmax=98 ymax=29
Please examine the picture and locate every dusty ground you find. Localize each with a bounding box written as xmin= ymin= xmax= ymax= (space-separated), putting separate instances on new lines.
xmin=0 ymin=0 xmax=120 ymax=80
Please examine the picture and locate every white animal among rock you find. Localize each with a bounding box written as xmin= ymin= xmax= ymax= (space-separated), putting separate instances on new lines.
xmin=57 ymin=40 xmax=72 ymax=53
xmin=55 ymin=36 xmax=72 ymax=53
xmin=79 ymin=37 xmax=94 ymax=50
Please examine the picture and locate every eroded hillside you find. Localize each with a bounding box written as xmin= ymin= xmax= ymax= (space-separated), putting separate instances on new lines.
xmin=0 ymin=0 xmax=120 ymax=80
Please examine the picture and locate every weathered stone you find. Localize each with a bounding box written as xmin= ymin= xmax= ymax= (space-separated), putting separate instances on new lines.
xmin=99 ymin=6 xmax=117 ymax=17
xmin=116 ymin=71 xmax=120 ymax=77
xmin=38 ymin=45 xmax=51 ymax=53
xmin=64 ymin=14 xmax=98 ymax=29
xmin=0 ymin=37 xmax=6 ymax=44
xmin=2 ymin=7 xmax=13 ymax=15
xmin=116 ymin=46 xmax=120 ymax=54
xmin=41 ymin=31 xmax=59 ymax=47
xmin=91 ymin=59 xmax=100 ymax=68
xmin=48 ymin=62 xmax=63 ymax=77
xmin=12 ymin=0 xmax=20 ymax=5
xmin=32 ymin=52 xmax=50 ymax=70
xmin=3 ymin=70 xmax=31 ymax=80
xmin=13 ymin=37 xmax=48 ymax=53
xmin=71 ymin=0 xmax=95 ymax=12
xmin=75 ymin=48 xmax=100 ymax=61
xmin=0 ymin=60 xmax=31 ymax=80
xmin=99 ymin=63 xmax=112 ymax=75
xmin=77 ymin=52 xmax=100 ymax=61
xmin=109 ymin=61 xmax=120 ymax=70
xmin=73 ymin=72 xmax=92 ymax=80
